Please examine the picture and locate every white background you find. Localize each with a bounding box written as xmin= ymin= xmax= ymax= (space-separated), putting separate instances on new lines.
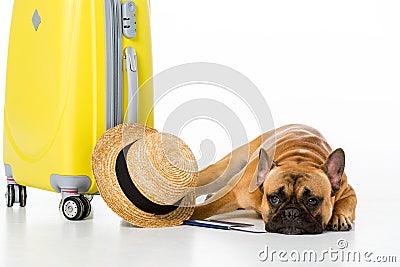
xmin=1 ymin=1 xmax=400 ymax=266
xmin=1 ymin=0 xmax=398 ymax=206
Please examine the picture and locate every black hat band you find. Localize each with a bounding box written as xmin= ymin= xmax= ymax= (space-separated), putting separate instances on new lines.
xmin=115 ymin=143 xmax=182 ymax=216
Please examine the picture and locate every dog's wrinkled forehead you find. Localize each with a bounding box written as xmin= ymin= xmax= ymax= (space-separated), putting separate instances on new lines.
xmin=264 ymin=168 xmax=330 ymax=198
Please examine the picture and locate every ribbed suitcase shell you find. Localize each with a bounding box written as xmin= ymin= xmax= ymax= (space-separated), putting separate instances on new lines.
xmin=3 ymin=0 xmax=153 ymax=195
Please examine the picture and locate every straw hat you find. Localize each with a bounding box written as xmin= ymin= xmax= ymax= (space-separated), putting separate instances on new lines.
xmin=91 ymin=123 xmax=198 ymax=227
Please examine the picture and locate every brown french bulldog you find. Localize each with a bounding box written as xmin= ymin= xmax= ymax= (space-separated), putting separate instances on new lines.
xmin=191 ymin=124 xmax=357 ymax=234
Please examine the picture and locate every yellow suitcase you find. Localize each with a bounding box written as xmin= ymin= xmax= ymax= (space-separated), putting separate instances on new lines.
xmin=3 ymin=0 xmax=153 ymax=220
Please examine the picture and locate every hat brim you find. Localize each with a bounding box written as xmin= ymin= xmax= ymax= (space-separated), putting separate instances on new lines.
xmin=91 ymin=124 xmax=195 ymax=227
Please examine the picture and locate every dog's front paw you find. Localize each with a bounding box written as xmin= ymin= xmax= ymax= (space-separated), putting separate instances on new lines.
xmin=327 ymin=213 xmax=353 ymax=231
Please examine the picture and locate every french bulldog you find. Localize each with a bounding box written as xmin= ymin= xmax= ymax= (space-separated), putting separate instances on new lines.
xmin=191 ymin=124 xmax=357 ymax=234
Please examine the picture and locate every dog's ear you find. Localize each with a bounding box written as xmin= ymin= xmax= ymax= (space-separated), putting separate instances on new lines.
xmin=323 ymin=148 xmax=345 ymax=194
xmin=257 ymin=148 xmax=271 ymax=188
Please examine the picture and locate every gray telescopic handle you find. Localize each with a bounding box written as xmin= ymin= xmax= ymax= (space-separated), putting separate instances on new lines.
xmin=124 ymin=47 xmax=139 ymax=123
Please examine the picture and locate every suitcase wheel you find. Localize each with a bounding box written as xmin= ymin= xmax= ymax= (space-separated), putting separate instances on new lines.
xmin=18 ymin=186 xmax=27 ymax=207
xmin=5 ymin=184 xmax=27 ymax=207
xmin=62 ymin=196 xmax=85 ymax=220
xmin=6 ymin=184 xmax=15 ymax=207
xmin=62 ymin=195 xmax=92 ymax=220
xmin=79 ymin=195 xmax=91 ymax=219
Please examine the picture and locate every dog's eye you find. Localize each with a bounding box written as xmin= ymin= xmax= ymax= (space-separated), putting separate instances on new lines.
xmin=268 ymin=194 xmax=281 ymax=206
xmin=306 ymin=197 xmax=318 ymax=207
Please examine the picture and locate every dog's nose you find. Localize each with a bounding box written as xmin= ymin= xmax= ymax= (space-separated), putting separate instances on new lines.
xmin=283 ymin=207 xmax=300 ymax=221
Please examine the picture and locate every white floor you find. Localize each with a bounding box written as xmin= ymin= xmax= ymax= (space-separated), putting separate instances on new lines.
xmin=1 ymin=187 xmax=399 ymax=267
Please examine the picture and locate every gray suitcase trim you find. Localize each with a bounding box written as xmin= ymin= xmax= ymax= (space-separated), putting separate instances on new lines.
xmin=104 ymin=0 xmax=123 ymax=129
xmin=4 ymin=164 xmax=13 ymax=177
xmin=50 ymin=174 xmax=92 ymax=193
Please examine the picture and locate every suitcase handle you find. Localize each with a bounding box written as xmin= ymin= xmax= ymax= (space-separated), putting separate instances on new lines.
xmin=124 ymin=47 xmax=139 ymax=123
